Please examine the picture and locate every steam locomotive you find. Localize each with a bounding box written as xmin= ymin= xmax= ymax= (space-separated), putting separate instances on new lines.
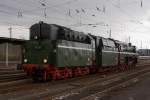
xmin=22 ymin=21 xmax=138 ymax=81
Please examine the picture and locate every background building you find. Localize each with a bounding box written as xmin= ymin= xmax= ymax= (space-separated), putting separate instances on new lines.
xmin=0 ymin=37 xmax=25 ymax=67
xmin=138 ymin=49 xmax=150 ymax=56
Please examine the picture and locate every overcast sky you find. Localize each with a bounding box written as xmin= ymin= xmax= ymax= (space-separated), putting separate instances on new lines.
xmin=0 ymin=0 xmax=150 ymax=49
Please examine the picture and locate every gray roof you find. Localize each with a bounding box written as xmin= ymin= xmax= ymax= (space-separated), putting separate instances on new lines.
xmin=0 ymin=37 xmax=26 ymax=44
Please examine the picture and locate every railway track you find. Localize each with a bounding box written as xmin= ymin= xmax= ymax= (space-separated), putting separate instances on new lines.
xmin=0 ymin=64 xmax=150 ymax=100
xmin=50 ymin=66 xmax=150 ymax=100
xmin=0 ymin=73 xmax=27 ymax=82
xmin=0 ymin=58 xmax=150 ymax=100
xmin=0 ymin=67 xmax=27 ymax=83
xmin=81 ymin=72 xmax=150 ymax=100
xmin=0 ymin=70 xmax=24 ymax=75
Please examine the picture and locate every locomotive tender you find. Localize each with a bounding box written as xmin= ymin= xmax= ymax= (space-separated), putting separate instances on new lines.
xmin=22 ymin=21 xmax=138 ymax=81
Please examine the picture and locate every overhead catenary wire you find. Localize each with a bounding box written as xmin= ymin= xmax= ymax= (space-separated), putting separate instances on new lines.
xmin=106 ymin=0 xmax=142 ymax=24
xmin=1 ymin=0 xmax=144 ymax=26
xmin=104 ymin=0 xmax=150 ymax=37
xmin=0 ymin=0 xmax=78 ymax=22
xmin=0 ymin=1 xmax=148 ymax=36
xmin=13 ymin=0 xmax=109 ymax=25
xmin=0 ymin=0 xmax=108 ymax=28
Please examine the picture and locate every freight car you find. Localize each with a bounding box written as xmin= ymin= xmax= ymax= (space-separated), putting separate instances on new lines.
xmin=22 ymin=21 xmax=138 ymax=81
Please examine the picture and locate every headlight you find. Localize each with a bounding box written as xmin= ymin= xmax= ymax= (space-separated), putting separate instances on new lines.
xmin=24 ymin=59 xmax=27 ymax=63
xmin=53 ymin=49 xmax=56 ymax=53
xmin=43 ymin=59 xmax=48 ymax=63
xmin=34 ymin=36 xmax=38 ymax=39
xmin=88 ymin=58 xmax=90 ymax=61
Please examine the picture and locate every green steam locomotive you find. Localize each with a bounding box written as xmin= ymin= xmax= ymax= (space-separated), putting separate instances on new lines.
xmin=22 ymin=21 xmax=138 ymax=81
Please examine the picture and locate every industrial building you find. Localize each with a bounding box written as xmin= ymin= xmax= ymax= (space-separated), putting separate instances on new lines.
xmin=138 ymin=49 xmax=150 ymax=56
xmin=0 ymin=37 xmax=25 ymax=67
